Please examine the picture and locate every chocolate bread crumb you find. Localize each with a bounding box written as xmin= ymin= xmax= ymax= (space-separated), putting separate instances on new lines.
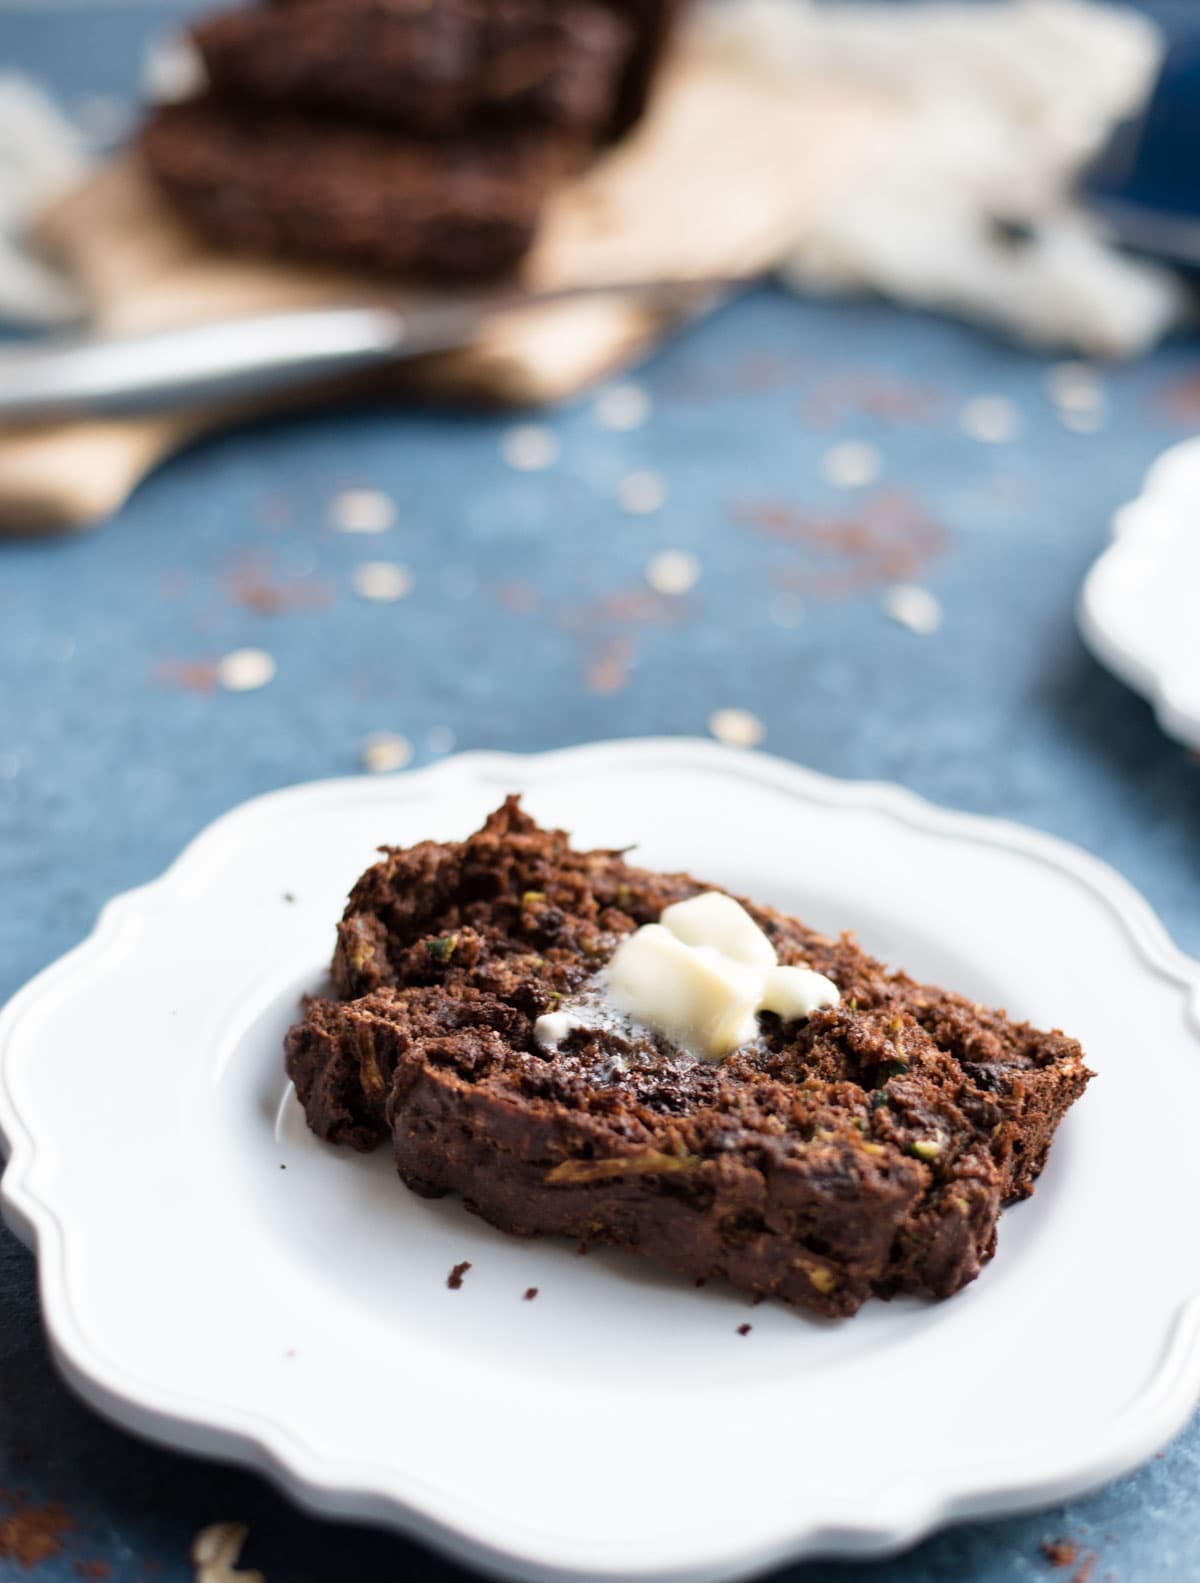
xmin=523 ymin=1286 xmax=538 ymax=1300
xmin=736 ymin=1323 xmax=751 ymax=1336
xmin=447 ymin=1260 xmax=472 ymax=1289
xmin=1041 ymin=1540 xmax=1079 ymax=1568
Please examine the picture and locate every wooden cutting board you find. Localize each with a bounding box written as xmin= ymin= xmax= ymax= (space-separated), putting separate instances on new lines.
xmin=0 ymin=53 xmax=887 ymax=534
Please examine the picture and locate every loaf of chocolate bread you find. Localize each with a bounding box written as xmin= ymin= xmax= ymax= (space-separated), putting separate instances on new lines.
xmin=194 ymin=0 xmax=635 ymax=140
xmin=285 ymin=798 xmax=1090 ymax=1317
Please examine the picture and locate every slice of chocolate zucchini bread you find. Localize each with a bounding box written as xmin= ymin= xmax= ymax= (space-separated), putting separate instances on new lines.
xmin=263 ymin=0 xmax=687 ymax=141
xmin=139 ymin=98 xmax=577 ymax=279
xmin=285 ymin=798 xmax=1090 ymax=1317
xmin=193 ymin=0 xmax=635 ymax=141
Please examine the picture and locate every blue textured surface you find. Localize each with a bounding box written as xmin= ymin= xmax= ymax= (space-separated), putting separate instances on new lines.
xmin=3 ymin=4 xmax=1200 ymax=1582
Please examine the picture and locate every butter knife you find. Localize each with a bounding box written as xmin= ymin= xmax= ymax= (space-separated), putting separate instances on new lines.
xmin=0 ymin=278 xmax=734 ymax=423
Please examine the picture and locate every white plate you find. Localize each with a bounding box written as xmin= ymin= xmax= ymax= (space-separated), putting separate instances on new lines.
xmin=1079 ymin=436 xmax=1200 ymax=751
xmin=2 ymin=739 xmax=1199 ymax=1583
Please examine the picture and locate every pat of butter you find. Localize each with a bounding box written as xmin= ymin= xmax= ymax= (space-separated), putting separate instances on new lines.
xmin=606 ymin=924 xmax=762 ymax=1060
xmin=659 ymin=891 xmax=776 ymax=969
xmin=603 ymin=892 xmax=839 ymax=1062
xmin=761 ymin=964 xmax=842 ymax=1022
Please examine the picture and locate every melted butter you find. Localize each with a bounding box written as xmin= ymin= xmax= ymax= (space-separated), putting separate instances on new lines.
xmin=533 ymin=893 xmax=840 ymax=1064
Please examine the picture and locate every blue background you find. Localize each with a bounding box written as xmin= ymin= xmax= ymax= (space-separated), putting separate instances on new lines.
xmin=2 ymin=3 xmax=1199 ymax=1580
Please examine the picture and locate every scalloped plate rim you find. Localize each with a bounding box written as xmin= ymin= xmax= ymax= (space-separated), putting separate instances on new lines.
xmin=1078 ymin=436 xmax=1200 ymax=752
xmin=2 ymin=736 xmax=1199 ymax=1583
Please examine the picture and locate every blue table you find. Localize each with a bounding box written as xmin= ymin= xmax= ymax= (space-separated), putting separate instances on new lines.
xmin=3 ymin=4 xmax=1200 ymax=1580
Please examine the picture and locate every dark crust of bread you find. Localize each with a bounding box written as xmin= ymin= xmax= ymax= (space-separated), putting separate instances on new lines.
xmin=601 ymin=0 xmax=690 ymax=135
xmin=195 ymin=0 xmax=635 ymax=140
xmin=285 ymin=798 xmax=1091 ymax=1317
xmin=138 ymin=96 xmax=577 ymax=280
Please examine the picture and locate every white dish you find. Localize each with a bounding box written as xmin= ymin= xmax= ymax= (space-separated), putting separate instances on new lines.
xmin=1079 ymin=435 xmax=1200 ymax=751
xmin=2 ymin=738 xmax=1199 ymax=1582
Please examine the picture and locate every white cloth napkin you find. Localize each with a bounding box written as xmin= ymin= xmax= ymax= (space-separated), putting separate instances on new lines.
xmin=696 ymin=0 xmax=1187 ymax=357
xmin=0 ymin=73 xmax=90 ymax=325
